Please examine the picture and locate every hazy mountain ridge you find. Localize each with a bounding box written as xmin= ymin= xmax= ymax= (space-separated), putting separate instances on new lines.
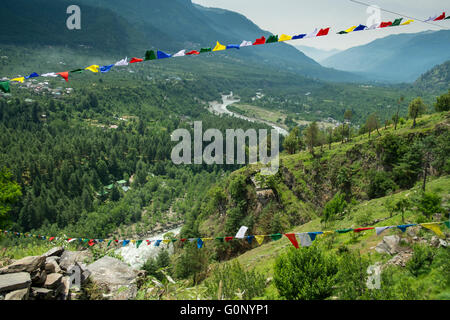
xmin=321 ymin=30 xmax=450 ymax=83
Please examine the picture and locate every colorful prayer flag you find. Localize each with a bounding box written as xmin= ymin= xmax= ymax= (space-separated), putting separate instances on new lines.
xmin=266 ymin=35 xmax=279 ymax=43
xmin=213 ymin=41 xmax=226 ymax=51
xmin=401 ymin=19 xmax=414 ymax=25
xmin=353 ymin=24 xmax=367 ymax=31
xmin=226 ymin=44 xmax=240 ymax=50
xmin=421 ymin=223 xmax=444 ymax=238
xmin=253 ymin=36 xmax=266 ymax=45
xmin=11 ymin=77 xmax=25 ymax=83
xmin=145 ymin=50 xmax=157 ymax=61
xmin=292 ymin=34 xmax=306 ymax=40
xmin=200 ymin=48 xmax=212 ymax=53
xmin=269 ymin=234 xmax=283 ymax=241
xmin=56 ymin=72 xmax=69 ymax=82
xmin=0 ymin=81 xmax=10 ymax=93
xmin=239 ymin=40 xmax=253 ymax=47
xmin=85 ymin=65 xmax=100 ymax=73
xmin=317 ymin=27 xmax=330 ymax=36
xmin=285 ymin=234 xmax=299 ymax=249
xmin=278 ymin=34 xmax=292 ymax=42
xmin=114 ymin=57 xmax=128 ymax=66
xmin=255 ymin=235 xmax=265 ymax=245
xmin=354 ymin=227 xmax=374 ymax=233
xmin=173 ymin=50 xmax=186 ymax=57
xmin=185 ymin=50 xmax=200 ymax=55
xmin=391 ymin=18 xmax=403 ymax=26
xmin=157 ymin=51 xmax=172 ymax=59
xmin=100 ymin=65 xmax=114 ymax=73
xmin=26 ymin=72 xmax=39 ymax=79
xmin=129 ymin=57 xmax=143 ymax=63
xmin=197 ymin=238 xmax=204 ymax=249
xmin=434 ymin=12 xmax=446 ymax=21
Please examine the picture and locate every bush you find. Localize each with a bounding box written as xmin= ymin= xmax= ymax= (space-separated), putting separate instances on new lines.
xmin=335 ymin=250 xmax=371 ymax=299
xmin=367 ymin=170 xmax=397 ymax=199
xmin=406 ymin=244 xmax=436 ymax=277
xmin=142 ymin=249 xmax=171 ymax=281
xmin=205 ymin=261 xmax=266 ymax=300
xmin=417 ymin=192 xmax=443 ymax=218
xmin=274 ymin=246 xmax=338 ymax=300
xmin=321 ymin=192 xmax=347 ymax=225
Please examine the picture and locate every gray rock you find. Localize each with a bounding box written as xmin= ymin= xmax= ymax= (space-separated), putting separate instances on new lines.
xmin=31 ymin=269 xmax=47 ymax=286
xmin=45 ymin=256 xmax=60 ymax=264
xmin=0 ymin=272 xmax=31 ymax=293
xmin=375 ymin=235 xmax=401 ymax=255
xmin=0 ymin=256 xmax=46 ymax=274
xmin=45 ymin=260 xmax=61 ymax=274
xmin=44 ymin=273 xmax=63 ymax=289
xmin=58 ymin=276 xmax=71 ymax=300
xmin=5 ymin=288 xmax=29 ymax=300
xmin=30 ymin=287 xmax=53 ymax=300
xmin=87 ymin=256 xmax=140 ymax=300
xmin=42 ymin=247 xmax=64 ymax=258
xmin=59 ymin=251 xmax=93 ymax=271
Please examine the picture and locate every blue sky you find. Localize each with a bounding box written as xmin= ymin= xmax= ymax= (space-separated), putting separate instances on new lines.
xmin=192 ymin=0 xmax=449 ymax=50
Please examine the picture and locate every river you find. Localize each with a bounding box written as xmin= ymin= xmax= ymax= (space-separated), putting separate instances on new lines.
xmin=209 ymin=93 xmax=289 ymax=136
xmin=117 ymin=226 xmax=182 ymax=269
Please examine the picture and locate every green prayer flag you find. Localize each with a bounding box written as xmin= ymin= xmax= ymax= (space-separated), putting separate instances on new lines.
xmin=200 ymin=48 xmax=212 ymax=53
xmin=171 ymin=239 xmax=177 ymax=243
xmin=391 ymin=18 xmax=403 ymax=26
xmin=215 ymin=237 xmax=224 ymax=242
xmin=136 ymin=240 xmax=143 ymax=248
xmin=446 ymin=16 xmax=450 ymax=19
xmin=107 ymin=240 xmax=112 ymax=247
xmin=70 ymin=69 xmax=85 ymax=73
xmin=445 ymin=221 xmax=450 ymax=229
xmin=145 ymin=50 xmax=157 ymax=61
xmin=336 ymin=228 xmax=353 ymax=234
xmin=269 ymin=233 xmax=283 ymax=241
xmin=266 ymin=35 xmax=279 ymax=43
xmin=337 ymin=31 xmax=347 ymax=34
xmin=0 ymin=81 xmax=10 ymax=93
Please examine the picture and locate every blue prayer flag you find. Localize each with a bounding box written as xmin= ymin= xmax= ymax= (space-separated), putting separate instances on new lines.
xmin=157 ymin=51 xmax=172 ymax=59
xmin=226 ymin=44 xmax=240 ymax=50
xmin=100 ymin=64 xmax=114 ymax=73
xmin=292 ymin=34 xmax=306 ymax=40
xmin=353 ymin=24 xmax=367 ymax=31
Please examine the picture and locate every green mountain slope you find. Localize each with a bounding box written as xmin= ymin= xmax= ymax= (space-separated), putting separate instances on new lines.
xmin=322 ymin=30 xmax=450 ymax=83
xmin=415 ymin=60 xmax=450 ymax=91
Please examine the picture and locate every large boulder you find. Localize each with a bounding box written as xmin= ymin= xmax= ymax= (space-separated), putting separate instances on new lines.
xmin=0 ymin=256 xmax=45 ymax=274
xmin=87 ymin=256 xmax=140 ymax=300
xmin=5 ymin=288 xmax=29 ymax=300
xmin=42 ymin=247 xmax=64 ymax=258
xmin=44 ymin=273 xmax=63 ymax=289
xmin=375 ymin=235 xmax=402 ymax=255
xmin=0 ymin=272 xmax=31 ymax=293
xmin=59 ymin=250 xmax=92 ymax=271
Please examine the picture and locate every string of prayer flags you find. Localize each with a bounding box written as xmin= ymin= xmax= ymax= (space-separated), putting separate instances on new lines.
xmin=421 ymin=222 xmax=444 ymax=238
xmin=285 ymin=234 xmax=299 ymax=249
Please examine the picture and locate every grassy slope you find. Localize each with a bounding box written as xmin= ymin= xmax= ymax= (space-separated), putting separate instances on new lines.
xmin=200 ymin=112 xmax=450 ymax=298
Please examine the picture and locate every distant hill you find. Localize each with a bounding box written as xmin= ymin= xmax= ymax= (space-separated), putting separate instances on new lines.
xmin=414 ymin=60 xmax=450 ymax=91
xmin=0 ymin=0 xmax=358 ymax=82
xmin=295 ymin=45 xmax=341 ymax=63
xmin=321 ymin=30 xmax=450 ymax=83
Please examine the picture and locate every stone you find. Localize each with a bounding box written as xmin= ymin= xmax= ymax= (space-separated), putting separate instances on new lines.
xmin=438 ymin=239 xmax=448 ymax=248
xmin=45 ymin=260 xmax=61 ymax=274
xmin=30 ymin=287 xmax=53 ymax=300
xmin=87 ymin=256 xmax=140 ymax=300
xmin=0 ymin=272 xmax=31 ymax=293
xmin=42 ymin=247 xmax=64 ymax=258
xmin=0 ymin=256 xmax=46 ymax=274
xmin=430 ymin=236 xmax=440 ymax=247
xmin=59 ymin=250 xmax=93 ymax=271
xmin=385 ymin=251 xmax=413 ymax=268
xmin=375 ymin=235 xmax=401 ymax=255
xmin=44 ymin=273 xmax=63 ymax=289
xmin=46 ymin=256 xmax=61 ymax=264
xmin=58 ymin=276 xmax=71 ymax=300
xmin=31 ymin=269 xmax=47 ymax=286
xmin=5 ymin=288 xmax=29 ymax=300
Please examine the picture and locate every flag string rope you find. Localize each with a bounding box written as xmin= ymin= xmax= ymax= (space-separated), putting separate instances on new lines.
xmin=1 ymin=221 xmax=448 ymax=249
xmin=1 ymin=11 xmax=448 ymax=94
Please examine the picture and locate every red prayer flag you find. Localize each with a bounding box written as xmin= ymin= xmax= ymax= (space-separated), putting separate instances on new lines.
xmin=253 ymin=36 xmax=266 ymax=45
xmin=129 ymin=57 xmax=143 ymax=63
xmin=379 ymin=21 xmax=392 ymax=28
xmin=49 ymin=237 xmax=55 ymax=241
xmin=354 ymin=227 xmax=374 ymax=233
xmin=285 ymin=234 xmax=299 ymax=249
xmin=88 ymin=239 xmax=95 ymax=246
xmin=56 ymin=72 xmax=69 ymax=82
xmin=180 ymin=238 xmax=187 ymax=242
xmin=225 ymin=236 xmax=234 ymax=242
xmin=185 ymin=50 xmax=200 ymax=55
xmin=316 ymin=27 xmax=330 ymax=36
xmin=434 ymin=12 xmax=445 ymax=21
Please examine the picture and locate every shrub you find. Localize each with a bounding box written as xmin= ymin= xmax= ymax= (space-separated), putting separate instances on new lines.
xmin=321 ymin=192 xmax=347 ymax=226
xmin=367 ymin=170 xmax=397 ymax=199
xmin=274 ymin=246 xmax=338 ymax=300
xmin=406 ymin=244 xmax=436 ymax=277
xmin=335 ymin=250 xmax=371 ymax=299
xmin=417 ymin=192 xmax=443 ymax=218
xmin=205 ymin=261 xmax=266 ymax=300
xmin=142 ymin=249 xmax=171 ymax=281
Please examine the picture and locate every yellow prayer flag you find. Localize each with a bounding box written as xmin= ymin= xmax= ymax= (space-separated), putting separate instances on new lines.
xmin=278 ymin=34 xmax=292 ymax=42
xmin=11 ymin=77 xmax=25 ymax=83
xmin=213 ymin=41 xmax=226 ymax=51
xmin=202 ymin=238 xmax=213 ymax=241
xmin=322 ymin=231 xmax=334 ymax=237
xmin=345 ymin=26 xmax=357 ymax=33
xmin=131 ymin=239 xmax=136 ymax=243
xmin=421 ymin=223 xmax=444 ymax=238
xmin=162 ymin=239 xmax=171 ymax=244
xmin=401 ymin=19 xmax=414 ymax=25
xmin=255 ymin=235 xmax=265 ymax=245
xmin=85 ymin=65 xmax=100 ymax=73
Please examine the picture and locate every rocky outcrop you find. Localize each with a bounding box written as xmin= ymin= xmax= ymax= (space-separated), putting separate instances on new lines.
xmin=375 ymin=235 xmax=402 ymax=255
xmin=87 ymin=256 xmax=142 ymax=300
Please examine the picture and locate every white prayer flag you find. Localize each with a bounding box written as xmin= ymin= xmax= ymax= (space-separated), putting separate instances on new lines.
xmin=173 ymin=50 xmax=186 ymax=57
xmin=114 ymin=57 xmax=129 ymax=66
xmin=235 ymin=226 xmax=248 ymax=239
xmin=240 ymin=40 xmax=253 ymax=47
